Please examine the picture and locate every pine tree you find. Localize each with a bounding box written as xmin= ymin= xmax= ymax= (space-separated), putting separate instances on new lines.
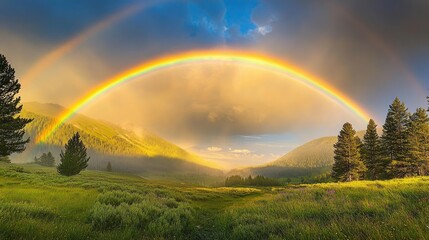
xmin=381 ymin=97 xmax=410 ymax=177
xmin=40 ymin=153 xmax=48 ymax=164
xmin=0 ymin=54 xmax=32 ymax=159
xmin=57 ymin=133 xmax=90 ymax=176
xmin=361 ymin=119 xmax=384 ymax=179
xmin=0 ymin=156 xmax=10 ymax=163
xmin=106 ymin=162 xmax=112 ymax=172
xmin=44 ymin=152 xmax=55 ymax=167
xmin=332 ymin=122 xmax=366 ymax=182
xmin=406 ymin=108 xmax=429 ymax=176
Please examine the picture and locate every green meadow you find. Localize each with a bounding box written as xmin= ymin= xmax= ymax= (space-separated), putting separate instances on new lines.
xmin=0 ymin=162 xmax=428 ymax=240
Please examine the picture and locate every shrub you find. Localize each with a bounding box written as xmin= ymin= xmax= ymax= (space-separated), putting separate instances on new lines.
xmin=89 ymin=190 xmax=194 ymax=238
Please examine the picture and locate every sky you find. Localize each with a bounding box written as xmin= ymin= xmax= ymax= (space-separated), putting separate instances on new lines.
xmin=1 ymin=0 xmax=428 ymax=169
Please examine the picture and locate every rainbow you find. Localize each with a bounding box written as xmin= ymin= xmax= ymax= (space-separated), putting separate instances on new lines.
xmin=21 ymin=1 xmax=159 ymax=85
xmin=36 ymin=50 xmax=372 ymax=143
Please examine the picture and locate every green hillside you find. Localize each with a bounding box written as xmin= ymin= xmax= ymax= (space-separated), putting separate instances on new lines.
xmin=230 ymin=132 xmax=365 ymax=178
xmin=270 ymin=131 xmax=365 ymax=168
xmin=1 ymin=163 xmax=428 ymax=239
xmin=12 ymin=102 xmax=221 ymax=176
xmin=270 ymin=136 xmax=338 ymax=168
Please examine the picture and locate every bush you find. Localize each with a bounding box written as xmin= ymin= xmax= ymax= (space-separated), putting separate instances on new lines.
xmin=0 ymin=201 xmax=56 ymax=220
xmin=225 ymin=175 xmax=281 ymax=187
xmin=89 ymin=191 xmax=194 ymax=238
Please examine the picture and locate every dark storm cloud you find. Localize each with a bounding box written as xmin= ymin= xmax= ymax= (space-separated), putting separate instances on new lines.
xmin=0 ymin=0 xmax=137 ymax=43
xmin=250 ymin=0 xmax=429 ymax=116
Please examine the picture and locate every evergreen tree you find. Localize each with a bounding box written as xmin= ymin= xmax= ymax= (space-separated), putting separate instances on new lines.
xmin=57 ymin=133 xmax=90 ymax=176
xmin=361 ymin=119 xmax=384 ymax=179
xmin=0 ymin=54 xmax=32 ymax=159
xmin=40 ymin=153 xmax=48 ymax=164
xmin=44 ymin=152 xmax=55 ymax=167
xmin=406 ymin=108 xmax=429 ymax=176
xmin=34 ymin=152 xmax=55 ymax=167
xmin=332 ymin=123 xmax=366 ymax=182
xmin=0 ymin=156 xmax=11 ymax=163
xmin=106 ymin=162 xmax=112 ymax=172
xmin=381 ymin=97 xmax=410 ymax=177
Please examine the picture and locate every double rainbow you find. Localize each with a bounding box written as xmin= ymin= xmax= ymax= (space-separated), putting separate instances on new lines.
xmin=36 ymin=50 xmax=371 ymax=143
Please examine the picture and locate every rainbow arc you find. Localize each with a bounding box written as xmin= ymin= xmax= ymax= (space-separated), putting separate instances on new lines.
xmin=36 ymin=50 xmax=372 ymax=143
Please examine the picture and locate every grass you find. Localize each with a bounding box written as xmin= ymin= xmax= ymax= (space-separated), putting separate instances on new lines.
xmin=0 ymin=162 xmax=428 ymax=239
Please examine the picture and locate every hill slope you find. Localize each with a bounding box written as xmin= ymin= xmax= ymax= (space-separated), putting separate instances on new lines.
xmin=12 ymin=102 xmax=221 ymax=176
xmin=270 ymin=136 xmax=338 ymax=168
xmin=271 ymin=131 xmax=365 ymax=168
xmin=230 ymin=131 xmax=365 ymax=178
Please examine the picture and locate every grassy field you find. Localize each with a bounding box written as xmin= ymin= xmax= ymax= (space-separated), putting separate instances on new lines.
xmin=0 ymin=162 xmax=428 ymax=239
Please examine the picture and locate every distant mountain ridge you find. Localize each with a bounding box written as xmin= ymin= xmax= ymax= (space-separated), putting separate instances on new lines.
xmin=12 ymin=102 xmax=221 ymax=176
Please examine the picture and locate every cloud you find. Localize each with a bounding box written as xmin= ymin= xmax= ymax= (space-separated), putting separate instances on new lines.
xmin=230 ymin=149 xmax=252 ymax=154
xmin=249 ymin=0 xmax=429 ymax=109
xmin=255 ymin=25 xmax=272 ymax=35
xmin=207 ymin=146 xmax=222 ymax=152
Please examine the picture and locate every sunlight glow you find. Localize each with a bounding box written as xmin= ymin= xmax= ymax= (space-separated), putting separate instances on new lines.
xmin=36 ymin=50 xmax=372 ymax=143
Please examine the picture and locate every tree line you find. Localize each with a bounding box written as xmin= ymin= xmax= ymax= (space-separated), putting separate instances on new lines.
xmin=332 ymin=97 xmax=429 ymax=181
xmin=34 ymin=152 xmax=56 ymax=167
xmin=225 ymin=175 xmax=281 ymax=186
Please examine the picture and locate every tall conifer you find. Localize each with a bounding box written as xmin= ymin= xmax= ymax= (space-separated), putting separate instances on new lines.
xmin=361 ymin=119 xmax=384 ymax=179
xmin=0 ymin=54 xmax=32 ymax=159
xmin=332 ymin=123 xmax=366 ymax=181
xmin=381 ymin=97 xmax=410 ymax=177
xmin=407 ymin=108 xmax=429 ymax=176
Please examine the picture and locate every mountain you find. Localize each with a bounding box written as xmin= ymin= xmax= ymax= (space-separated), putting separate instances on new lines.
xmin=271 ymin=131 xmax=365 ymax=168
xmin=12 ymin=102 xmax=222 ymax=176
xmin=269 ymin=136 xmax=338 ymax=168
xmin=229 ymin=131 xmax=365 ymax=178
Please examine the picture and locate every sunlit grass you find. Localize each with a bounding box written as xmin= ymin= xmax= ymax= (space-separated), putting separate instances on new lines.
xmin=215 ymin=178 xmax=429 ymax=240
xmin=0 ymin=162 xmax=428 ymax=239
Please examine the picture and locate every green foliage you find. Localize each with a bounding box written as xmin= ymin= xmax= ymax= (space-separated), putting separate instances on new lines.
xmin=381 ymin=97 xmax=411 ymax=177
xmin=0 ymin=156 xmax=11 ymax=163
xmin=0 ymin=54 xmax=32 ymax=158
xmin=225 ymin=175 xmax=280 ymax=186
xmin=34 ymin=152 xmax=55 ymax=167
xmin=57 ymin=132 xmax=90 ymax=176
xmin=230 ymin=166 xmax=334 ymax=183
xmin=406 ymin=108 xmax=429 ymax=176
xmin=90 ymin=191 xmax=194 ymax=238
xmin=332 ymin=123 xmax=366 ymax=181
xmin=8 ymin=165 xmax=26 ymax=173
xmin=298 ymin=172 xmax=333 ymax=184
xmin=361 ymin=119 xmax=385 ymax=179
xmin=106 ymin=161 xmax=112 ymax=172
